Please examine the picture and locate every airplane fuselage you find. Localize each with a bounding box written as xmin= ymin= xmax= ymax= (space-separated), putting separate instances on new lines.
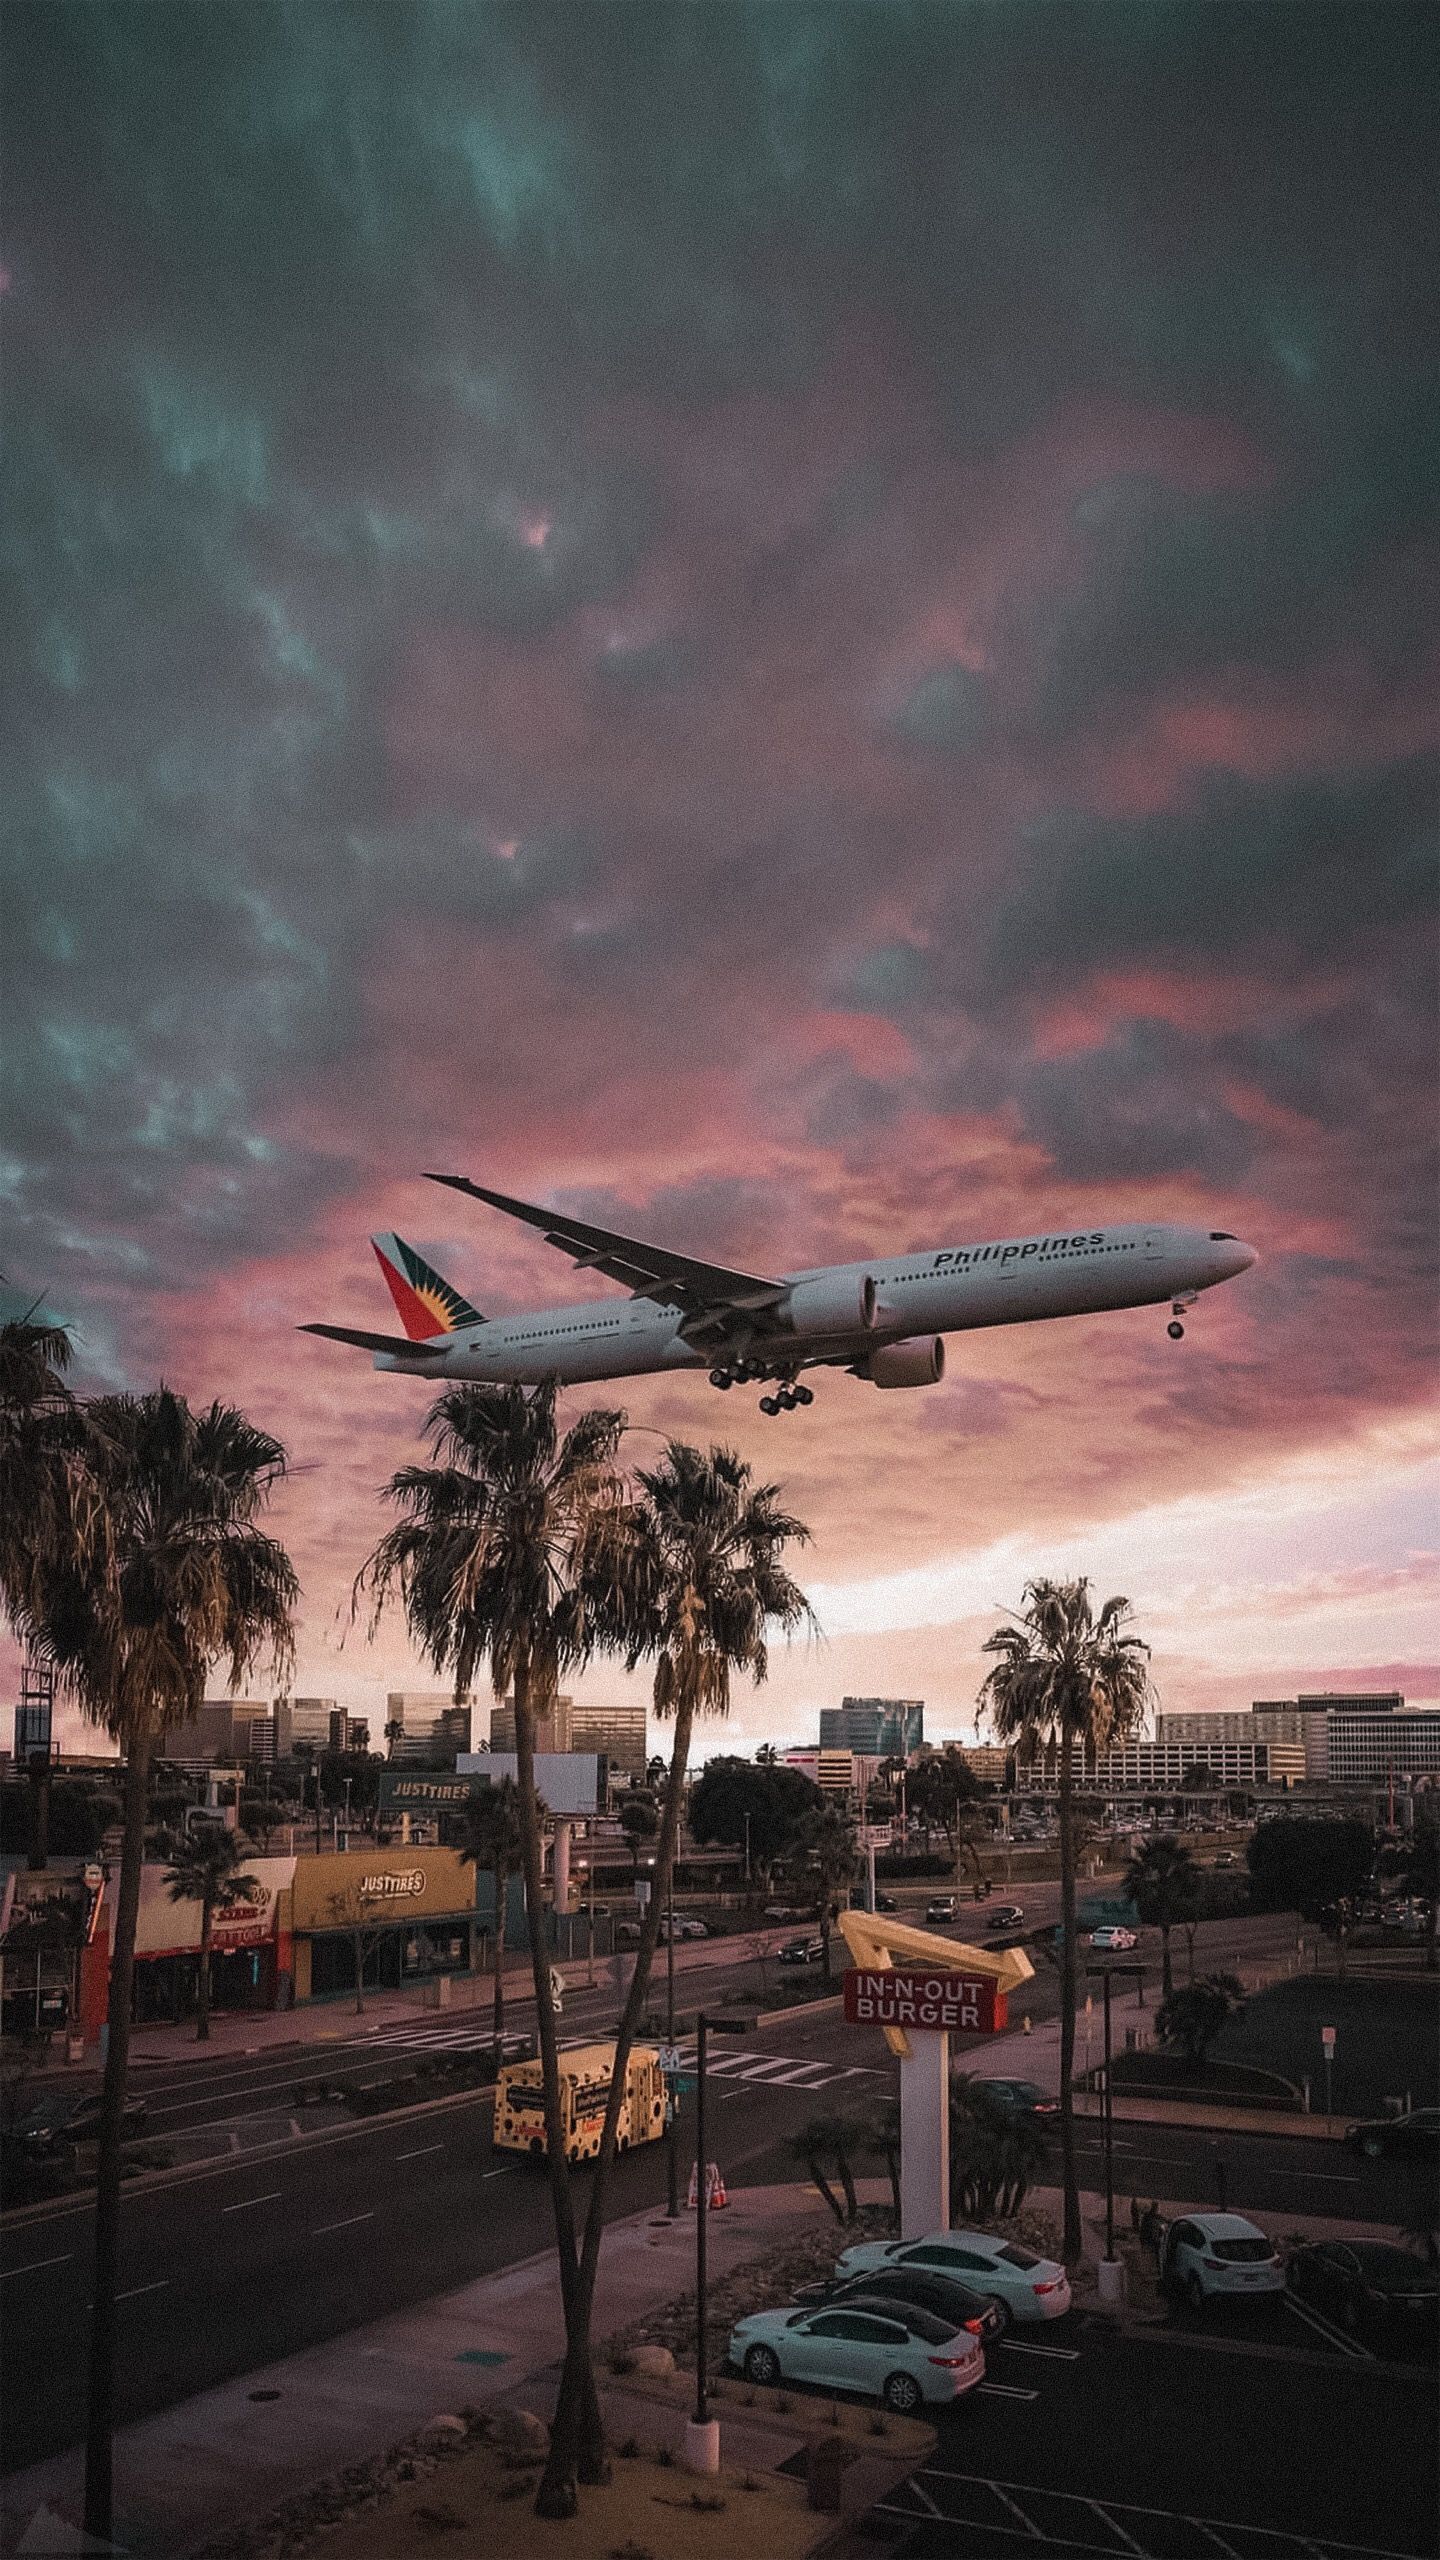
xmin=370 ymin=1221 xmax=1255 ymax=1387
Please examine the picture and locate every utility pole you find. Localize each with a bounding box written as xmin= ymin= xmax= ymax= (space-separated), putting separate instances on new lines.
xmin=665 ymin=1863 xmax=679 ymax=2217
xmin=688 ymin=2012 xmax=751 ymax=2471
xmin=1102 ymin=1963 xmax=1115 ymax=2263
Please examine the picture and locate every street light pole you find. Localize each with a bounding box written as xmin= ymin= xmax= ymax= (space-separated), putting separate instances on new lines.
xmin=1102 ymin=1963 xmax=1115 ymax=2263
xmin=665 ymin=1862 xmax=679 ymax=2218
xmin=691 ymin=2011 xmax=752 ymax=2460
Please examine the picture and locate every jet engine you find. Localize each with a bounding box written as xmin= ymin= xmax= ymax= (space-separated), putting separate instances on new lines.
xmin=865 ymin=1336 xmax=946 ymax=1389
xmin=778 ymin=1271 xmax=878 ymax=1337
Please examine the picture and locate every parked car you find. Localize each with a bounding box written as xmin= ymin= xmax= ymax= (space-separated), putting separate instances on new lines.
xmin=1343 ymin=2106 xmax=1440 ymax=2161
xmin=793 ymin=2264 xmax=1006 ymax=2349
xmin=1287 ymin=2241 xmax=1438 ymax=2355
xmin=763 ymin=1903 xmax=800 ymax=1921
xmin=9 ymin=2090 xmax=149 ymax=2157
xmin=728 ymin=2297 xmax=985 ymax=2410
xmin=835 ymin=2229 xmax=1071 ymax=2329
xmin=658 ymin=1915 xmax=710 ymax=1940
xmin=777 ymin=1935 xmax=825 ymax=1966
xmin=615 ymin=1920 xmax=642 ymax=1944
xmin=973 ymin=2078 xmax=1058 ymax=2122
xmin=1214 ymin=1852 xmax=1236 ymax=1867
xmin=925 ymin=1896 xmax=958 ymax=1923
xmin=1161 ymin=2213 xmax=1284 ymax=2310
xmin=1088 ymin=1925 xmax=1139 ymax=1952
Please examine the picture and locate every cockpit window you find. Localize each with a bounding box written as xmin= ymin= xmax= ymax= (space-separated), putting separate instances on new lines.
xmin=1209 ymin=1231 xmax=1237 ymax=1241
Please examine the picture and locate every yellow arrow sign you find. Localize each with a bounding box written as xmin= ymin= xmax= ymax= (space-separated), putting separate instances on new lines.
xmin=836 ymin=1909 xmax=1034 ymax=2057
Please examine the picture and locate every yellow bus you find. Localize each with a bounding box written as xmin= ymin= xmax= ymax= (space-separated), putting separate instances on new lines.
xmin=493 ymin=2041 xmax=670 ymax=2164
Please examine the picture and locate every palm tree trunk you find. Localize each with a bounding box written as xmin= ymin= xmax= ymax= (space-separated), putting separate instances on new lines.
xmin=1160 ymin=1922 xmax=1173 ymax=2000
xmin=1057 ymin=1726 xmax=1081 ymax=2265
xmin=513 ymin=1660 xmax=584 ymax=2520
xmin=491 ymin=1863 xmax=505 ymax=2050
xmin=85 ymin=1729 xmax=152 ymax=2541
xmin=197 ymin=1892 xmax=213 ymax=2041
xmin=548 ymin=1681 xmax=696 ymax=2502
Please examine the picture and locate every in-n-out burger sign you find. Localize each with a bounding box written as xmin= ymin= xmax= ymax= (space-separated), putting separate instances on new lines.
xmin=843 ymin=1967 xmax=1007 ymax=2035
xmin=359 ymin=1869 xmax=426 ymax=1900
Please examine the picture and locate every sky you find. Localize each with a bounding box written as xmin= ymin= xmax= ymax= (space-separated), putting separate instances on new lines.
xmin=5 ymin=2 xmax=1438 ymax=1758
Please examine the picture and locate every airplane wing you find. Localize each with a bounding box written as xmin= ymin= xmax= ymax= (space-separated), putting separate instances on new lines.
xmin=427 ymin=1174 xmax=786 ymax=1327
xmin=298 ymin=1321 xmax=446 ymax=1358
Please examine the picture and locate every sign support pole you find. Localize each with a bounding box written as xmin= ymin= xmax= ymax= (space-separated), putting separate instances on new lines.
xmin=899 ymin=2025 xmax=949 ymax=2239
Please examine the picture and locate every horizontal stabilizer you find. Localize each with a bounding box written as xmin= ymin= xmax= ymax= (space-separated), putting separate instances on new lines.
xmin=298 ymin=1322 xmax=443 ymax=1358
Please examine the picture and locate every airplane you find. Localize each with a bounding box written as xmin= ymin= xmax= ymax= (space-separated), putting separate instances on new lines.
xmin=301 ymin=1176 xmax=1258 ymax=1416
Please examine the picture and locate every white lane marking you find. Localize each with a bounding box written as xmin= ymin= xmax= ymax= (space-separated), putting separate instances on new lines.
xmin=394 ymin=2143 xmax=445 ymax=2162
xmin=221 ymin=2190 xmax=282 ymax=2215
xmin=115 ymin=2280 xmax=169 ymax=2303
xmin=999 ymin=2338 xmax=1079 ymax=2359
xmin=988 ymin=2477 xmax=1045 ymax=2527
xmin=1283 ymin=2290 xmax=1374 ymax=2359
xmin=1 ymin=2253 xmax=73 ymax=2281
xmin=311 ymin=2211 xmax=374 ymax=2237
xmin=481 ymin=2168 xmax=508 ymax=2180
xmin=976 ymin=2382 xmax=1039 ymax=2401
xmin=1086 ymin=2494 xmax=1148 ymax=2555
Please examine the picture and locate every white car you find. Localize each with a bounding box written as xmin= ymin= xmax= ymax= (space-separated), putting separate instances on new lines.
xmin=728 ymin=2298 xmax=985 ymax=2410
xmin=1161 ymin=2213 xmax=1284 ymax=2310
xmin=834 ymin=2229 xmax=1071 ymax=2330
xmin=1088 ymin=1925 xmax=1139 ymax=1951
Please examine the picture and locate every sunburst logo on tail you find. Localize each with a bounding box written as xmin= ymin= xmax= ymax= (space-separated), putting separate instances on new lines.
xmin=371 ymin=1234 xmax=483 ymax=1341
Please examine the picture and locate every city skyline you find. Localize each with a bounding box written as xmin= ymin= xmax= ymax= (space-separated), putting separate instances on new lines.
xmin=6 ymin=6 xmax=1436 ymax=1753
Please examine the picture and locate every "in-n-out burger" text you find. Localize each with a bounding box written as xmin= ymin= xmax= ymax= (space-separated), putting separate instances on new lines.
xmin=842 ymin=1967 xmax=1006 ymax=2034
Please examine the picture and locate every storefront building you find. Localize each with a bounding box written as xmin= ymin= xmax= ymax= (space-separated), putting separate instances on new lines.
xmin=130 ymin=1857 xmax=297 ymax=2024
xmin=0 ymin=1863 xmax=109 ymax=2042
xmin=288 ymin=1846 xmax=478 ymax=2003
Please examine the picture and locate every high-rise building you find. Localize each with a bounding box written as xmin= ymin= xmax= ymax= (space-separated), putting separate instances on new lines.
xmin=275 ymin=1697 xmax=337 ymax=1756
xmin=1299 ymin=1691 xmax=1402 ymax=1717
xmin=488 ymin=1696 xmax=648 ymax=1776
xmin=384 ymin=1692 xmax=474 ymax=1764
xmin=1322 ymin=1711 xmax=1440 ymax=1785
xmin=167 ymin=1699 xmax=273 ymax=1767
xmin=819 ymin=1698 xmax=924 ymax=1757
xmin=488 ymin=1695 xmax=573 ymax=1756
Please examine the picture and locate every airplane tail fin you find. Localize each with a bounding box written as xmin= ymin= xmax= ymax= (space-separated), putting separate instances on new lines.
xmin=370 ymin=1233 xmax=483 ymax=1341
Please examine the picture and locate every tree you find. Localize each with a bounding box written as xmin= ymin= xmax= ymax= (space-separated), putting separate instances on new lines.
xmin=323 ymin=1883 xmax=394 ymax=2014
xmin=617 ymin=1789 xmax=659 ymax=1881
xmin=162 ymin=1829 xmax=260 ymax=2040
xmin=458 ymin=1776 xmax=526 ymax=2048
xmin=950 ymin=2073 xmax=1048 ymax=2221
xmin=789 ymin=2112 xmax=861 ymax=2223
xmin=549 ymin=1440 xmax=811 ymax=2509
xmin=357 ymin=1380 xmax=632 ymax=2520
xmin=1156 ymin=1972 xmax=1245 ymax=2067
xmin=4 ymin=1387 xmax=295 ymax=2543
xmin=979 ymin=1578 xmax=1153 ymax=2264
xmin=1245 ymin=1816 xmax=1375 ymax=1920
xmin=1397 ymin=1806 xmax=1439 ymax=1972
xmin=788 ymin=1801 xmax=858 ymax=1979
xmin=688 ymin=1754 xmax=820 ymax=1887
xmin=909 ymin=1747 xmax=989 ymax=1888
xmin=1179 ymin=1762 xmax=1222 ymax=1796
xmin=861 ymin=2095 xmax=902 ymax=2227
xmin=1124 ymin=1835 xmax=1198 ymax=1997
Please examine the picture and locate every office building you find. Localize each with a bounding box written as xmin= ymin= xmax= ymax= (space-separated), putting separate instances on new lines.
xmin=165 ymin=1700 xmax=274 ymax=1767
xmin=1018 ymin=1737 xmax=1302 ymax=1792
xmin=384 ymin=1692 xmax=474 ymax=1765
xmin=819 ymin=1698 xmax=924 ymax=1757
xmin=274 ymin=1697 xmax=337 ymax=1756
xmin=489 ymin=1695 xmax=573 ymax=1756
xmin=488 ymin=1696 xmax=648 ymax=1776
xmin=1323 ymin=1711 xmax=1440 ymax=1785
xmin=954 ymin=1744 xmax=1010 ymax=1786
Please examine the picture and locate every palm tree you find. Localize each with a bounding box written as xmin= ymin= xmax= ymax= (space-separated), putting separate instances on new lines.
xmin=357 ymin=1381 xmax=630 ymax=2520
xmin=1124 ymin=1835 xmax=1197 ymax=1997
xmin=1155 ymin=1971 xmax=1245 ymax=2068
xmin=861 ymin=2094 xmax=902 ymax=2227
xmin=950 ymin=2072 xmax=1048 ymax=2223
xmin=162 ymin=1829 xmax=260 ymax=2040
xmin=10 ymin=1388 xmax=295 ymax=2541
xmin=547 ymin=1442 xmax=812 ymax=2507
xmin=789 ymin=2112 xmax=861 ymax=2224
xmin=979 ymin=1578 xmax=1152 ymax=2264
xmin=457 ymin=1775 xmax=526 ymax=2051
xmin=790 ymin=1801 xmax=859 ymax=1979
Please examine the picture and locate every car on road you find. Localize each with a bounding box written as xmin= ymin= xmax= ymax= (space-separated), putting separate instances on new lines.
xmin=728 ymin=2297 xmax=985 ymax=2409
xmin=792 ymin=2264 xmax=1007 ymax=2348
xmin=657 ymin=1915 xmax=710 ymax=1940
xmin=763 ymin=1903 xmax=802 ymax=1921
xmin=988 ymin=1904 xmax=1025 ymax=1927
xmin=834 ymin=2229 xmax=1071 ymax=2328
xmin=1343 ymin=2106 xmax=1440 ymax=2161
xmin=777 ymin=1935 xmax=825 ymax=1966
xmin=973 ymin=2077 xmax=1058 ymax=2122
xmin=1088 ymin=1925 xmax=1139 ymax=1951
xmin=1160 ymin=2214 xmax=1284 ymax=2310
xmin=925 ymin=1896 xmax=957 ymax=1922
xmin=8 ymin=2090 xmax=149 ymax=2157
xmin=1287 ymin=2241 xmax=1438 ymax=2355
xmin=874 ymin=1892 xmax=899 ymax=1913
xmin=1214 ymin=1851 xmax=1236 ymax=1867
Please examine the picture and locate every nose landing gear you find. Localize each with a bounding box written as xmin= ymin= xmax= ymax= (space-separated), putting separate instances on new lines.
xmin=1167 ymin=1293 xmax=1197 ymax=1341
xmin=1167 ymin=1320 xmax=1185 ymax=1340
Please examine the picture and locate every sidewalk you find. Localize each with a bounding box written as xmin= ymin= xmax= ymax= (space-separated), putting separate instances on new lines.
xmin=0 ymin=2182 xmax=840 ymax=2560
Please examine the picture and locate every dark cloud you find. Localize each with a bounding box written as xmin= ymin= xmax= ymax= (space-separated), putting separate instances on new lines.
xmin=1015 ymin=1022 xmax=1255 ymax=1185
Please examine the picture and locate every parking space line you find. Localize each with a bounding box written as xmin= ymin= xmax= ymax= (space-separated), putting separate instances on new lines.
xmin=1000 ymin=2339 xmax=1079 ymax=2359
xmin=1085 ymin=2497 xmax=1147 ymax=2556
xmin=977 ymin=2382 xmax=1040 ymax=2402
xmin=988 ymin=2480 xmax=1045 ymax=2534
xmin=1282 ymin=2292 xmax=1374 ymax=2359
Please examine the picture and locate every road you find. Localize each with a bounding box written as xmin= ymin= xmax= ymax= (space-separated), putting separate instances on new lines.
xmin=3 ymin=1928 xmax=1430 ymax=2478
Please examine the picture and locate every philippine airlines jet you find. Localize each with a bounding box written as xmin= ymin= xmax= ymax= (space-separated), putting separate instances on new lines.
xmin=302 ymin=1175 xmax=1257 ymax=1415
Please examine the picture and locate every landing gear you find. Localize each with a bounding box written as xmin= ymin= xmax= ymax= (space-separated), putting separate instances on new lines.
xmin=756 ymin=1376 xmax=815 ymax=1415
xmin=1167 ymin=1320 xmax=1185 ymax=1341
xmin=759 ymin=1396 xmax=780 ymax=1416
xmin=708 ymin=1368 xmax=733 ymax=1389
xmin=1167 ymin=1294 xmax=1196 ymax=1342
xmin=794 ymin=1384 xmax=814 ymax=1406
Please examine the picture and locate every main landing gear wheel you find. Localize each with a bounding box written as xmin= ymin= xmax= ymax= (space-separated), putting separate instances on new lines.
xmin=1167 ymin=1320 xmax=1185 ymax=1340
xmin=794 ymin=1384 xmax=814 ymax=1405
xmin=708 ymin=1368 xmax=733 ymax=1389
xmin=759 ymin=1396 xmax=780 ymax=1416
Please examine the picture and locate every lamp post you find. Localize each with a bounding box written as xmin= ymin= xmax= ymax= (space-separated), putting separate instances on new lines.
xmin=688 ymin=2011 xmax=752 ymax=2472
xmin=742 ymin=1811 xmax=751 ymax=1888
xmin=665 ymin=1863 xmax=679 ymax=2218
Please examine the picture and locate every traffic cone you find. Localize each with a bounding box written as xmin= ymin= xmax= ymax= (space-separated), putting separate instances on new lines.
xmin=708 ymin=2163 xmax=729 ymax=2209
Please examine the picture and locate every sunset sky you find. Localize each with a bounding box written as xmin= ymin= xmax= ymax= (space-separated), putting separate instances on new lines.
xmin=7 ymin=3 xmax=1437 ymax=1756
